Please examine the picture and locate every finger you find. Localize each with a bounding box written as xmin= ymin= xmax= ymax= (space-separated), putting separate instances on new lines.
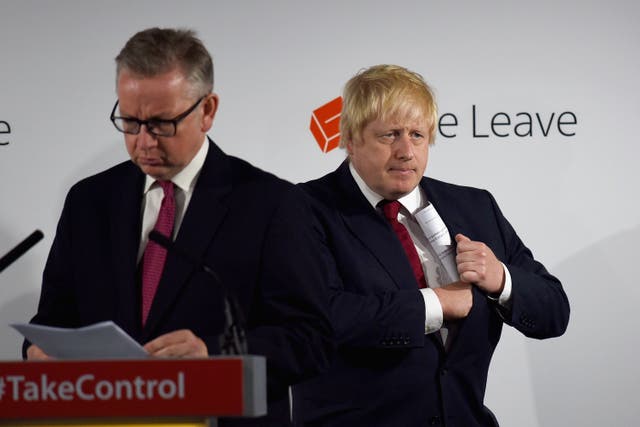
xmin=460 ymin=267 xmax=485 ymax=281
xmin=144 ymin=329 xmax=193 ymax=351
xmin=456 ymin=254 xmax=489 ymax=277
xmin=456 ymin=236 xmax=481 ymax=254
xmin=458 ymin=257 xmax=490 ymax=279
xmin=458 ymin=252 xmax=490 ymax=267
xmin=143 ymin=334 xmax=177 ymax=354
xmin=149 ymin=343 xmax=182 ymax=358
xmin=152 ymin=339 xmax=207 ymax=358
xmin=458 ymin=266 xmax=478 ymax=283
xmin=27 ymin=344 xmax=51 ymax=360
xmin=457 ymin=241 xmax=491 ymax=260
xmin=456 ymin=250 xmax=482 ymax=264
xmin=144 ymin=330 xmax=206 ymax=358
xmin=145 ymin=337 xmax=191 ymax=357
xmin=143 ymin=342 xmax=160 ymax=355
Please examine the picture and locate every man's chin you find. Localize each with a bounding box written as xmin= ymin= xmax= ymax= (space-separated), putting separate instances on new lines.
xmin=137 ymin=163 xmax=172 ymax=180
xmin=382 ymin=187 xmax=415 ymax=201
xmin=388 ymin=180 xmax=420 ymax=199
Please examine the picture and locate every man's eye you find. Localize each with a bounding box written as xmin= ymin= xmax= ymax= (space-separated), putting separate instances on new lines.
xmin=378 ymin=133 xmax=395 ymax=143
xmin=121 ymin=120 xmax=139 ymax=132
xmin=149 ymin=120 xmax=171 ymax=130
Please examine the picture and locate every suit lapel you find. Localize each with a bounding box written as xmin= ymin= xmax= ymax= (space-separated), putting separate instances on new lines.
xmin=110 ymin=162 xmax=145 ymax=339
xmin=420 ymin=177 xmax=468 ymax=240
xmin=143 ymin=140 xmax=232 ymax=336
xmin=335 ymin=162 xmax=420 ymax=290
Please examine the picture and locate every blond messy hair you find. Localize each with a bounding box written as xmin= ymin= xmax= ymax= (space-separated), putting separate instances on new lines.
xmin=339 ymin=64 xmax=437 ymax=147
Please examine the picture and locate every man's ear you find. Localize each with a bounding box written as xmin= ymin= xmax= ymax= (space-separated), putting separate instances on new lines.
xmin=345 ymin=136 xmax=355 ymax=156
xmin=201 ymin=93 xmax=219 ymax=132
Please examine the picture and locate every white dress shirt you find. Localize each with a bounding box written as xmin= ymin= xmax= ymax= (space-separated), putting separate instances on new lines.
xmin=137 ymin=138 xmax=209 ymax=262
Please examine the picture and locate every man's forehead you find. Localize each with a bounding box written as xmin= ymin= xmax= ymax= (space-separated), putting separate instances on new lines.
xmin=117 ymin=68 xmax=187 ymax=90
xmin=373 ymin=110 xmax=431 ymax=129
xmin=116 ymin=69 xmax=195 ymax=114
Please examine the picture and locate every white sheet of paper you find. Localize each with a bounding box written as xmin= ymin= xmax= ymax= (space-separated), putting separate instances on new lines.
xmin=11 ymin=321 xmax=148 ymax=360
xmin=415 ymin=203 xmax=459 ymax=284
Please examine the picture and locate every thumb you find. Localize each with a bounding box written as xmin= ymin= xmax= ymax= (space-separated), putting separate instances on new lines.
xmin=455 ymin=233 xmax=471 ymax=243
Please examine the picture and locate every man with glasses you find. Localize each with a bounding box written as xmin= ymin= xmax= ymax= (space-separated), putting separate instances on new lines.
xmin=24 ymin=27 xmax=332 ymax=426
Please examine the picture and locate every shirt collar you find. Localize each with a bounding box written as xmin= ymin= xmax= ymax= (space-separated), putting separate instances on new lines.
xmin=348 ymin=161 xmax=425 ymax=214
xmin=143 ymin=136 xmax=209 ymax=194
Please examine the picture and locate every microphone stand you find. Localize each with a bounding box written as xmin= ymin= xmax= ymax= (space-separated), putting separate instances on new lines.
xmin=0 ymin=230 xmax=44 ymax=273
xmin=148 ymin=230 xmax=247 ymax=355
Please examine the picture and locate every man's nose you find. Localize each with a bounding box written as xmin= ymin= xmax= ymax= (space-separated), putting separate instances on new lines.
xmin=394 ymin=133 xmax=414 ymax=159
xmin=138 ymin=125 xmax=158 ymax=148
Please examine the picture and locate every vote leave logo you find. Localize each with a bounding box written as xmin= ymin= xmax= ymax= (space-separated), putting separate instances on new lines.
xmin=308 ymin=97 xmax=578 ymax=150
xmin=309 ymin=96 xmax=342 ymax=153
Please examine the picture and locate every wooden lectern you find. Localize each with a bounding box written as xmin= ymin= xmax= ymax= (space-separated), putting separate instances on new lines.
xmin=0 ymin=357 xmax=266 ymax=426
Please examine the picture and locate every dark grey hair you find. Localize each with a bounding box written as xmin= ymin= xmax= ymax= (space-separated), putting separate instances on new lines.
xmin=115 ymin=27 xmax=213 ymax=97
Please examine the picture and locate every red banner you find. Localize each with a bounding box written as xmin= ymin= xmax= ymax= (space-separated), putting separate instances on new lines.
xmin=0 ymin=358 xmax=258 ymax=420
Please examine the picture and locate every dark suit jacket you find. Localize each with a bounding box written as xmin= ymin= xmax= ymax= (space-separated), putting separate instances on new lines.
xmin=292 ymin=161 xmax=569 ymax=427
xmin=26 ymin=139 xmax=333 ymax=426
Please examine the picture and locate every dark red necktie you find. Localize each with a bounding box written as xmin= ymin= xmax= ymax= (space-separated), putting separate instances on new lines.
xmin=381 ymin=200 xmax=427 ymax=288
xmin=141 ymin=181 xmax=175 ymax=325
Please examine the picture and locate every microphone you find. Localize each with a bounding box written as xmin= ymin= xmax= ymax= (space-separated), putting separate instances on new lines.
xmin=0 ymin=230 xmax=44 ymax=273
xmin=148 ymin=230 xmax=248 ymax=355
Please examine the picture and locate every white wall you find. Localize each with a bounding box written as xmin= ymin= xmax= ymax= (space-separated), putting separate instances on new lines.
xmin=1 ymin=1 xmax=638 ymax=425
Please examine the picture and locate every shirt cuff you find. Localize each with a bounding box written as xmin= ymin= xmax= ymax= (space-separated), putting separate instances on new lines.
xmin=420 ymin=288 xmax=443 ymax=334
xmin=488 ymin=262 xmax=513 ymax=308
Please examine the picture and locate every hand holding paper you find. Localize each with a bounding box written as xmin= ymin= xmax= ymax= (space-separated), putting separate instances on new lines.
xmin=144 ymin=329 xmax=208 ymax=358
xmin=455 ymin=234 xmax=505 ymax=295
xmin=26 ymin=344 xmax=51 ymax=360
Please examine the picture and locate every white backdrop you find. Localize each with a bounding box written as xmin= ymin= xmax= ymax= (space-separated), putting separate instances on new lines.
xmin=1 ymin=1 xmax=638 ymax=425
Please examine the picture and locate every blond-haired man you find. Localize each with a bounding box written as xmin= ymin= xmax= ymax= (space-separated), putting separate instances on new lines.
xmin=293 ymin=65 xmax=569 ymax=426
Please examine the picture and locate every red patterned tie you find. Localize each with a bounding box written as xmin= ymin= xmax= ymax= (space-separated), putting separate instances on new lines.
xmin=141 ymin=181 xmax=175 ymax=325
xmin=381 ymin=200 xmax=427 ymax=288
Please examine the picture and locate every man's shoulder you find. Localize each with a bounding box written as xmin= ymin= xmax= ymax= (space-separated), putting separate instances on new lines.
xmin=213 ymin=153 xmax=312 ymax=216
xmin=422 ymin=176 xmax=491 ymax=197
xmin=421 ymin=176 xmax=497 ymax=211
xmin=226 ymin=154 xmax=296 ymax=195
xmin=298 ymin=165 xmax=344 ymax=203
xmin=69 ymin=160 xmax=139 ymax=195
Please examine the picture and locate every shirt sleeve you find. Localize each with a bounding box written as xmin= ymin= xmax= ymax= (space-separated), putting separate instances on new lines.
xmin=420 ymin=288 xmax=444 ymax=334
xmin=487 ymin=262 xmax=513 ymax=309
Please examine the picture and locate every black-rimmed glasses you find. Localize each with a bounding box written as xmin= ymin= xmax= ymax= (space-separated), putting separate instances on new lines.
xmin=110 ymin=96 xmax=205 ymax=137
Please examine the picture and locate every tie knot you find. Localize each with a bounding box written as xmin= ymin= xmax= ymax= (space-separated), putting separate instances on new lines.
xmin=158 ymin=180 xmax=174 ymax=197
xmin=381 ymin=200 xmax=401 ymax=221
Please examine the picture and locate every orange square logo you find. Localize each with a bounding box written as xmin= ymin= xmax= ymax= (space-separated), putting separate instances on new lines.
xmin=310 ymin=96 xmax=342 ymax=153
